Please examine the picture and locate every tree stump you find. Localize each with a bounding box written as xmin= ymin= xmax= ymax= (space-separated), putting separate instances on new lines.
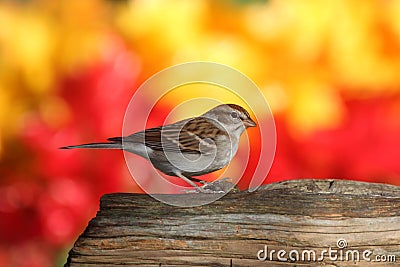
xmin=65 ymin=179 xmax=400 ymax=266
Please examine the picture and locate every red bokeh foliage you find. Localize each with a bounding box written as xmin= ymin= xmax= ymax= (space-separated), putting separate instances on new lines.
xmin=0 ymin=37 xmax=140 ymax=266
xmin=268 ymin=96 xmax=400 ymax=185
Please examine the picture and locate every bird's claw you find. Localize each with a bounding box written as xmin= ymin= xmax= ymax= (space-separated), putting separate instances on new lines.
xmin=183 ymin=178 xmax=238 ymax=194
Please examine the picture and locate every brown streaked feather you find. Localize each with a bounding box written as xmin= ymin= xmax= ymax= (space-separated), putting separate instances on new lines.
xmin=122 ymin=117 xmax=227 ymax=154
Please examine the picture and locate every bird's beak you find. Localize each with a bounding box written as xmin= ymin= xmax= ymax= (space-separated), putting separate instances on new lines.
xmin=243 ymin=118 xmax=257 ymax=128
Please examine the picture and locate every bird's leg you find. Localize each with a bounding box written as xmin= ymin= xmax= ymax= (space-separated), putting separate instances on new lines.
xmin=175 ymin=173 xmax=235 ymax=194
xmin=175 ymin=172 xmax=209 ymax=193
xmin=186 ymin=176 xmax=207 ymax=184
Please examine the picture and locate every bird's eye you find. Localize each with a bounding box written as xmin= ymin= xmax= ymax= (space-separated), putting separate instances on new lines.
xmin=231 ymin=112 xmax=239 ymax=119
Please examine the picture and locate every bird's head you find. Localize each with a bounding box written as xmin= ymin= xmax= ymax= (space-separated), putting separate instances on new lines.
xmin=202 ymin=104 xmax=256 ymax=136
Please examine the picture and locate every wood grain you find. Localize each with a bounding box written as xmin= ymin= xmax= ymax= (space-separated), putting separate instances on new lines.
xmin=65 ymin=179 xmax=400 ymax=266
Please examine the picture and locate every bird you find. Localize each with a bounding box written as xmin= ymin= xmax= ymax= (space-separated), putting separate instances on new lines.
xmin=60 ymin=104 xmax=256 ymax=193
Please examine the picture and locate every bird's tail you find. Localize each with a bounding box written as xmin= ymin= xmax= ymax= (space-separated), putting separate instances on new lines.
xmin=60 ymin=137 xmax=123 ymax=150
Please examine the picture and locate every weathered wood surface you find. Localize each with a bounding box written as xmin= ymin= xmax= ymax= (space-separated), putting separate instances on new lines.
xmin=65 ymin=179 xmax=400 ymax=266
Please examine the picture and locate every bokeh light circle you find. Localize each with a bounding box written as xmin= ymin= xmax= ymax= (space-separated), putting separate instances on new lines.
xmin=122 ymin=62 xmax=276 ymax=207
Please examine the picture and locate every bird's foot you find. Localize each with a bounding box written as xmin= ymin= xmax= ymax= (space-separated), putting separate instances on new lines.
xmin=184 ymin=178 xmax=238 ymax=194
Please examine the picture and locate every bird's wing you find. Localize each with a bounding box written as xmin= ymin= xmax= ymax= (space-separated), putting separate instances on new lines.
xmin=119 ymin=118 xmax=227 ymax=154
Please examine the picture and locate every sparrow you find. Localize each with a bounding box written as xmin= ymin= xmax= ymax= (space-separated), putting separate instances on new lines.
xmin=61 ymin=104 xmax=256 ymax=193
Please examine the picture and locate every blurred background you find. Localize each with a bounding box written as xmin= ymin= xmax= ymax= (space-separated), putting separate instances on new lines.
xmin=1 ymin=0 xmax=400 ymax=266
